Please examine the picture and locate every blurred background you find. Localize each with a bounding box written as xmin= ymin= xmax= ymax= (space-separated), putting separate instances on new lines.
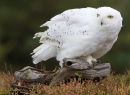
xmin=0 ymin=0 xmax=129 ymax=74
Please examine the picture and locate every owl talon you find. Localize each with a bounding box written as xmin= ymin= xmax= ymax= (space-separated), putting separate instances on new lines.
xmin=92 ymin=60 xmax=98 ymax=66
xmin=97 ymin=59 xmax=101 ymax=64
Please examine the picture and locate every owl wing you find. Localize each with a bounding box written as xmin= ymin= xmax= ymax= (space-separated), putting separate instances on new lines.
xmin=36 ymin=7 xmax=97 ymax=43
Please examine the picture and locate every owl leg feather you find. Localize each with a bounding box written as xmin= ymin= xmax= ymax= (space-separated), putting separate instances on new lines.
xmin=83 ymin=55 xmax=97 ymax=66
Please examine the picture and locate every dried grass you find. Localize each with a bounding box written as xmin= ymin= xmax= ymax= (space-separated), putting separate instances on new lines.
xmin=0 ymin=71 xmax=130 ymax=95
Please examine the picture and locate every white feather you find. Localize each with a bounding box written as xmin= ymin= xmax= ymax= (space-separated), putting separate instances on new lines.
xmin=32 ymin=44 xmax=57 ymax=64
xmin=33 ymin=32 xmax=45 ymax=39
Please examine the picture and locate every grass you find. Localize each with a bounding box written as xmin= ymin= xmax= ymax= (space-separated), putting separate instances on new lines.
xmin=0 ymin=72 xmax=13 ymax=94
xmin=0 ymin=71 xmax=130 ymax=95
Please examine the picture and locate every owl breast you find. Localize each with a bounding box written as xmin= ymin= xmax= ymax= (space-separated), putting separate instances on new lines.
xmin=91 ymin=36 xmax=117 ymax=58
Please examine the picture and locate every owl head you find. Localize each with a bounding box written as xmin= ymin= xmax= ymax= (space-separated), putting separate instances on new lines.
xmin=97 ymin=7 xmax=123 ymax=31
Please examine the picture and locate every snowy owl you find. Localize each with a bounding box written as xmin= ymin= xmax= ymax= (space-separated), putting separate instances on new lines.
xmin=31 ymin=7 xmax=123 ymax=67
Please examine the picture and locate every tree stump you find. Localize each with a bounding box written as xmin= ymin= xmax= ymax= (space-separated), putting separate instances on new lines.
xmin=10 ymin=58 xmax=111 ymax=94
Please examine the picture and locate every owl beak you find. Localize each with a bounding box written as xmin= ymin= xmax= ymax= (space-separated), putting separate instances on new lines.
xmin=101 ymin=21 xmax=103 ymax=25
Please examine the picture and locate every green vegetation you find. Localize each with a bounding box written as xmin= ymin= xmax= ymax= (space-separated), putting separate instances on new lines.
xmin=0 ymin=0 xmax=130 ymax=73
xmin=1 ymin=71 xmax=130 ymax=95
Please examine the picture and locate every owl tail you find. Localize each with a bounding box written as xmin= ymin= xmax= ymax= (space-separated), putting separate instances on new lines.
xmin=31 ymin=43 xmax=57 ymax=64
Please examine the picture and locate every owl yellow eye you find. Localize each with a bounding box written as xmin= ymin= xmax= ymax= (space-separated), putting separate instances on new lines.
xmin=97 ymin=14 xmax=100 ymax=17
xmin=107 ymin=15 xmax=114 ymax=19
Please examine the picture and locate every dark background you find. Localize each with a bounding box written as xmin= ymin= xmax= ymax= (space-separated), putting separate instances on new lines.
xmin=0 ymin=0 xmax=129 ymax=74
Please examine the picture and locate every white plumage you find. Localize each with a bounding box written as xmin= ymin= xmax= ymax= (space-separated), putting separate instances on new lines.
xmin=32 ymin=7 xmax=123 ymax=67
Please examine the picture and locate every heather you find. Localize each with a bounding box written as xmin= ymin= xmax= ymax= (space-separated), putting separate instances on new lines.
xmin=1 ymin=71 xmax=130 ymax=95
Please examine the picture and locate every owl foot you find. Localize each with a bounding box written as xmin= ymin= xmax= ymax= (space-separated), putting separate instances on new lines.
xmin=83 ymin=55 xmax=97 ymax=66
xmin=91 ymin=59 xmax=102 ymax=66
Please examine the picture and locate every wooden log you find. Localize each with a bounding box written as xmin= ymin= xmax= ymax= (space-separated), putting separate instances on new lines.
xmin=11 ymin=58 xmax=111 ymax=89
xmin=49 ymin=58 xmax=111 ymax=87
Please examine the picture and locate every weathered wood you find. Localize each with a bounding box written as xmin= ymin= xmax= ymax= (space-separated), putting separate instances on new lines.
xmin=49 ymin=58 xmax=111 ymax=87
xmin=10 ymin=58 xmax=111 ymax=93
